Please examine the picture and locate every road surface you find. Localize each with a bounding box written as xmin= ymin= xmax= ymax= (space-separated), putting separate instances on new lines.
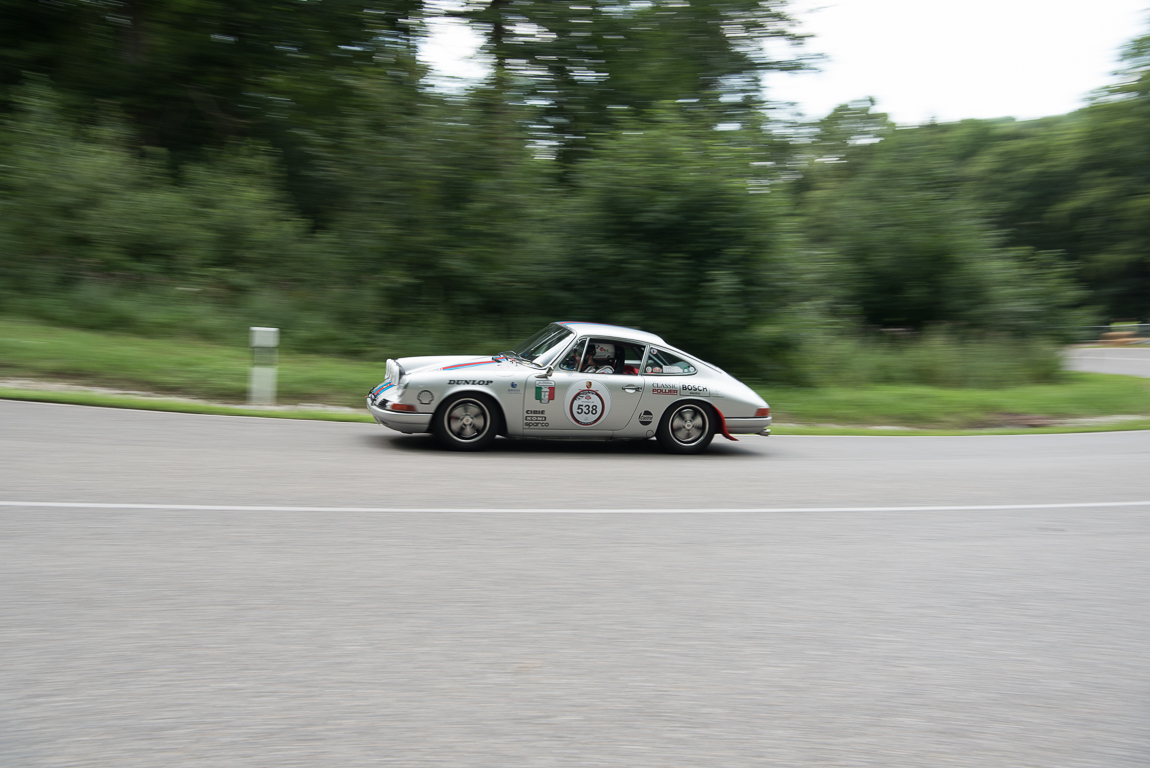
xmin=1066 ymin=345 xmax=1150 ymax=378
xmin=2 ymin=398 xmax=1149 ymax=767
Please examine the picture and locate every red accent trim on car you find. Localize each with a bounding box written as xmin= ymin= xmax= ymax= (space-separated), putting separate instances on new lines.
xmin=714 ymin=408 xmax=738 ymax=441
xmin=441 ymin=360 xmax=497 ymax=371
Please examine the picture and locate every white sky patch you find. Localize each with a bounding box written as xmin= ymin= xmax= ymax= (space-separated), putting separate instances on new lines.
xmin=417 ymin=0 xmax=1149 ymax=123
xmin=419 ymin=1 xmax=490 ymax=90
xmin=767 ymin=0 xmax=1149 ymax=124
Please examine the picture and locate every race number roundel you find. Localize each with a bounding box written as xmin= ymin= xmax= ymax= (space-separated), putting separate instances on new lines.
xmin=564 ymin=379 xmax=612 ymax=427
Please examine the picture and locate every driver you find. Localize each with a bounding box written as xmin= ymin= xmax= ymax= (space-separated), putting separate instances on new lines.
xmin=582 ymin=342 xmax=617 ymax=374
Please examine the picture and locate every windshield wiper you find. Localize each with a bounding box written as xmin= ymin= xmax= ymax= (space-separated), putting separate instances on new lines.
xmin=503 ymin=351 xmax=545 ymax=369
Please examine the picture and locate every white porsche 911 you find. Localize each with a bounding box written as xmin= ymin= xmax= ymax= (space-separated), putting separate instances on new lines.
xmin=366 ymin=321 xmax=771 ymax=453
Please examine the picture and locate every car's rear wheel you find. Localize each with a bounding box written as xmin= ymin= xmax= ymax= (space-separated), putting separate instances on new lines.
xmin=433 ymin=393 xmax=501 ymax=451
xmin=656 ymin=401 xmax=716 ymax=454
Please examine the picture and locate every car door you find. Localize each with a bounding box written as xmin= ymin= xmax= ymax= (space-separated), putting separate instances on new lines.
xmin=519 ymin=338 xmax=646 ymax=436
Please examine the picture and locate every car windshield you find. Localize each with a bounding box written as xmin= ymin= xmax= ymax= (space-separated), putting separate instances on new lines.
xmin=506 ymin=325 xmax=575 ymax=367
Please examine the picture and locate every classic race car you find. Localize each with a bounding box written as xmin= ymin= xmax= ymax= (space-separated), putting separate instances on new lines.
xmin=366 ymin=321 xmax=771 ymax=453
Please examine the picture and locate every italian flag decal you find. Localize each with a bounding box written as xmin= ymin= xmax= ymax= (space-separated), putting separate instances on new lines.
xmin=535 ymin=381 xmax=555 ymax=404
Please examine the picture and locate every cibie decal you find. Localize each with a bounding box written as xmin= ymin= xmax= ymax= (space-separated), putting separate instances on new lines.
xmin=651 ymin=385 xmax=679 ymax=396
xmin=534 ymin=380 xmax=556 ymax=404
xmin=564 ymin=380 xmax=612 ymax=427
xmin=638 ymin=410 xmax=654 ymax=426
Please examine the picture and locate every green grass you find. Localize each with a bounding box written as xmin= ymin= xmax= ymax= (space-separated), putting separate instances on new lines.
xmin=765 ymin=376 xmax=1150 ymax=428
xmin=1 ymin=316 xmax=1148 ymax=432
xmin=0 ymin=316 xmax=385 ymax=407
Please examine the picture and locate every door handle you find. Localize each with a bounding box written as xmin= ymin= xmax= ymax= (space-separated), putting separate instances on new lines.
xmin=622 ymin=385 xmax=642 ymax=393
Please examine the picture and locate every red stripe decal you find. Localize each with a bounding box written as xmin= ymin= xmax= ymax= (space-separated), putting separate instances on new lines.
xmin=442 ymin=360 xmax=496 ymax=370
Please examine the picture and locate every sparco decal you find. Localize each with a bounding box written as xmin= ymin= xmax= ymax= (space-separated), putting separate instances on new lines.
xmin=563 ymin=379 xmax=612 ymax=427
xmin=680 ymin=383 xmax=710 ymax=396
xmin=651 ymin=386 xmax=679 ymax=395
xmin=447 ymin=379 xmax=493 ymax=385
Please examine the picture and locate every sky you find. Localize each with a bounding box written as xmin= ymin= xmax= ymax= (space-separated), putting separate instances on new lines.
xmin=421 ymin=0 xmax=1149 ymax=126
xmin=767 ymin=0 xmax=1149 ymax=124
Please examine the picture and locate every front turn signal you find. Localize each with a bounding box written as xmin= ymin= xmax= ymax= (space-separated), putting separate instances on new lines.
xmin=388 ymin=402 xmax=417 ymax=412
xmin=754 ymin=407 xmax=771 ymax=418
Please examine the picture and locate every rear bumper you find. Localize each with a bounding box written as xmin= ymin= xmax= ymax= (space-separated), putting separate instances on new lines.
xmin=724 ymin=416 xmax=772 ymax=435
xmin=366 ymin=400 xmax=433 ymax=434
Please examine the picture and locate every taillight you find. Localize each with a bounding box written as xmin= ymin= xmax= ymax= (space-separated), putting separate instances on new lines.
xmin=388 ymin=403 xmax=417 ymax=412
xmin=754 ymin=407 xmax=770 ymax=418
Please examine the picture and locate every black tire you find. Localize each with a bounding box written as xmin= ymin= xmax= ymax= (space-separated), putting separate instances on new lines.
xmin=656 ymin=401 xmax=716 ymax=455
xmin=432 ymin=393 xmax=502 ymax=451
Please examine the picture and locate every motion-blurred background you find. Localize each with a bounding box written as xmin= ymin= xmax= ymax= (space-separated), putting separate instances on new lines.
xmin=1 ymin=0 xmax=1148 ymax=394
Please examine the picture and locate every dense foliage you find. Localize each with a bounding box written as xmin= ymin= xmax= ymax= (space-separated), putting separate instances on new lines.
xmin=1 ymin=0 xmax=1146 ymax=384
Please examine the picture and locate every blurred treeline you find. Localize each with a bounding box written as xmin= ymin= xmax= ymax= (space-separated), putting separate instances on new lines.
xmin=0 ymin=0 xmax=1145 ymax=384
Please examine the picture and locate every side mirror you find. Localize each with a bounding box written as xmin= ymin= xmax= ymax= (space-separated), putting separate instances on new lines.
xmin=535 ymin=365 xmax=554 ymax=378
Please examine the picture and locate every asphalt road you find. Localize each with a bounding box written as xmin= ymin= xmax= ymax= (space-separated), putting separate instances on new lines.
xmin=1066 ymin=345 xmax=1150 ymax=378
xmin=3 ymin=398 xmax=1150 ymax=767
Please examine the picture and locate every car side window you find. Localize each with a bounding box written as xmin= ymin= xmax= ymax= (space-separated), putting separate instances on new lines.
xmin=644 ymin=346 xmax=697 ymax=375
xmin=558 ymin=339 xmax=588 ymax=371
xmin=580 ymin=339 xmax=647 ymax=375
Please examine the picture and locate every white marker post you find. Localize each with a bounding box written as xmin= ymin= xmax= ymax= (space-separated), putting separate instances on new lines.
xmin=248 ymin=327 xmax=279 ymax=406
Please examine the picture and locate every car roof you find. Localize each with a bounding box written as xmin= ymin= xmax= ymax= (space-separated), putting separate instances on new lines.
xmin=554 ymin=321 xmax=666 ymax=346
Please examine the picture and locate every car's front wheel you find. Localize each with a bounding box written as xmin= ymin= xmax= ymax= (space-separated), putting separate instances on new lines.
xmin=656 ymin=402 xmax=716 ymax=454
xmin=433 ymin=393 xmax=501 ymax=451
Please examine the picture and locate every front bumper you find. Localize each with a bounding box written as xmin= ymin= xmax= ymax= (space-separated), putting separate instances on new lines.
xmin=724 ymin=416 xmax=772 ymax=436
xmin=366 ymin=400 xmax=433 ymax=434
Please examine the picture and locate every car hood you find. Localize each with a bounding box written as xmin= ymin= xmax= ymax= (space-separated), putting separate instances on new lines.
xmin=397 ymin=354 xmax=515 ymax=375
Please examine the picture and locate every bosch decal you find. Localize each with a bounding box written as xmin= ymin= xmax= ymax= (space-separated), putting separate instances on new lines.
xmin=680 ymin=383 xmax=710 ymax=397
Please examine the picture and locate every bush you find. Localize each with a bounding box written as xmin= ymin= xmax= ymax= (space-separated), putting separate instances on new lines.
xmin=792 ymin=329 xmax=1063 ymax=388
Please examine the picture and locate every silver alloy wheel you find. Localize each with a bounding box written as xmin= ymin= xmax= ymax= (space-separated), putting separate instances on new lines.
xmin=670 ymin=405 xmax=707 ymax=444
xmin=446 ymin=399 xmax=488 ymax=441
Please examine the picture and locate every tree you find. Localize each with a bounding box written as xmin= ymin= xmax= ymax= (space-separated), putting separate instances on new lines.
xmin=456 ymin=0 xmax=810 ymax=167
xmin=0 ymin=0 xmax=425 ymax=220
xmin=556 ymin=105 xmax=792 ymax=375
xmin=800 ymin=123 xmax=1081 ymax=335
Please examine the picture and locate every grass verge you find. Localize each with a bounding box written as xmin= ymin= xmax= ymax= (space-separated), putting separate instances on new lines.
xmin=765 ymin=376 xmax=1150 ymax=428
xmin=0 ymin=315 xmax=385 ymax=406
